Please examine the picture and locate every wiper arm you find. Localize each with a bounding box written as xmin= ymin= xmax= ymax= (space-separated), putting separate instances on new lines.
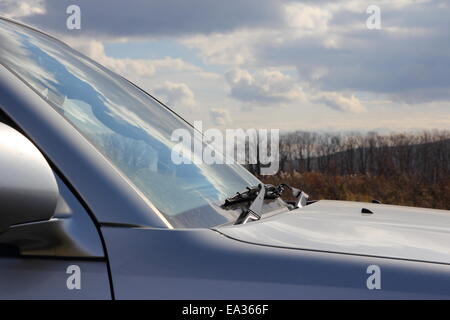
xmin=236 ymin=184 xmax=266 ymax=225
xmin=279 ymin=184 xmax=309 ymax=208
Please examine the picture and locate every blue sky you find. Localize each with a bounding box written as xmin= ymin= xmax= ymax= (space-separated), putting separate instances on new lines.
xmin=2 ymin=0 xmax=450 ymax=132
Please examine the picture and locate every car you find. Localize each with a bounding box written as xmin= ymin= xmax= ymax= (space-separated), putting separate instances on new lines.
xmin=0 ymin=16 xmax=449 ymax=300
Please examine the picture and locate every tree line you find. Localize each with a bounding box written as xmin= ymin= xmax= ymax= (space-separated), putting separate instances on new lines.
xmin=253 ymin=130 xmax=450 ymax=210
xmin=275 ymin=130 xmax=450 ymax=184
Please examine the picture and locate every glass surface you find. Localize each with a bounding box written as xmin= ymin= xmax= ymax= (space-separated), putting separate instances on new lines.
xmin=0 ymin=19 xmax=264 ymax=228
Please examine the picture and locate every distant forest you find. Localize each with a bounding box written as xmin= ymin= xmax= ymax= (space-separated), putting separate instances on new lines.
xmin=253 ymin=130 xmax=450 ymax=210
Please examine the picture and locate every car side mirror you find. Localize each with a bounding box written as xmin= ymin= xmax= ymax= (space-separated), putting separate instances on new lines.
xmin=0 ymin=123 xmax=58 ymax=234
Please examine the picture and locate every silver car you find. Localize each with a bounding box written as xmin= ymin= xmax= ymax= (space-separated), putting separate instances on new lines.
xmin=0 ymin=17 xmax=449 ymax=300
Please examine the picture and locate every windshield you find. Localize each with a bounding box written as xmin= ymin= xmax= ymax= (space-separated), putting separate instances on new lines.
xmin=0 ymin=18 xmax=264 ymax=228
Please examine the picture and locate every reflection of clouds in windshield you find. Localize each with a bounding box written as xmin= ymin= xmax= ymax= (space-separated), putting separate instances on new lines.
xmin=63 ymin=99 xmax=111 ymax=134
xmin=0 ymin=22 xmax=57 ymax=91
xmin=25 ymin=28 xmax=189 ymax=154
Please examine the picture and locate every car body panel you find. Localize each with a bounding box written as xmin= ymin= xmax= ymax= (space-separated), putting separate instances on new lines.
xmin=217 ymin=200 xmax=450 ymax=265
xmin=103 ymin=226 xmax=450 ymax=299
xmin=0 ymin=258 xmax=111 ymax=299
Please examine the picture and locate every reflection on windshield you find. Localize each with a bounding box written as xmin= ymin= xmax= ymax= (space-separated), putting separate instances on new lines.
xmin=0 ymin=19 xmax=262 ymax=228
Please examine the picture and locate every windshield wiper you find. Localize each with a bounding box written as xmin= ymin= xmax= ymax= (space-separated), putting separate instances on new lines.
xmin=223 ymin=184 xmax=282 ymax=207
xmin=223 ymin=183 xmax=310 ymax=225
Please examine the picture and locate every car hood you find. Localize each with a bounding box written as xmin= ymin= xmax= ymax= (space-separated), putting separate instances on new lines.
xmin=216 ymin=200 xmax=450 ymax=264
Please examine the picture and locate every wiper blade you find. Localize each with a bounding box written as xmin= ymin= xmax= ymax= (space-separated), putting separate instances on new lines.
xmin=223 ymin=183 xmax=308 ymax=208
xmin=223 ymin=184 xmax=282 ymax=207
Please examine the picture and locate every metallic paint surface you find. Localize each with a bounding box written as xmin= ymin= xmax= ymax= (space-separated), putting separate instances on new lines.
xmin=103 ymin=227 xmax=450 ymax=299
xmin=0 ymin=258 xmax=111 ymax=299
xmin=217 ymin=200 xmax=450 ymax=265
xmin=0 ymin=123 xmax=58 ymax=233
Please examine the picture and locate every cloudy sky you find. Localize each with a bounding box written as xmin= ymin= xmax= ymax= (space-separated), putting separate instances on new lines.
xmin=1 ymin=0 xmax=449 ymax=132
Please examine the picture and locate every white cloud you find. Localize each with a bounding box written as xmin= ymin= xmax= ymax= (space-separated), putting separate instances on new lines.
xmin=182 ymin=3 xmax=334 ymax=66
xmin=66 ymin=39 xmax=199 ymax=80
xmin=73 ymin=40 xmax=156 ymax=78
xmin=225 ymin=68 xmax=305 ymax=104
xmin=0 ymin=0 xmax=45 ymax=18
xmin=210 ymin=108 xmax=231 ymax=126
xmin=284 ymin=3 xmax=331 ymax=33
xmin=183 ymin=31 xmax=259 ymax=66
xmin=312 ymin=92 xmax=365 ymax=113
xmin=224 ymin=67 xmax=366 ymax=113
xmin=153 ymin=81 xmax=197 ymax=110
